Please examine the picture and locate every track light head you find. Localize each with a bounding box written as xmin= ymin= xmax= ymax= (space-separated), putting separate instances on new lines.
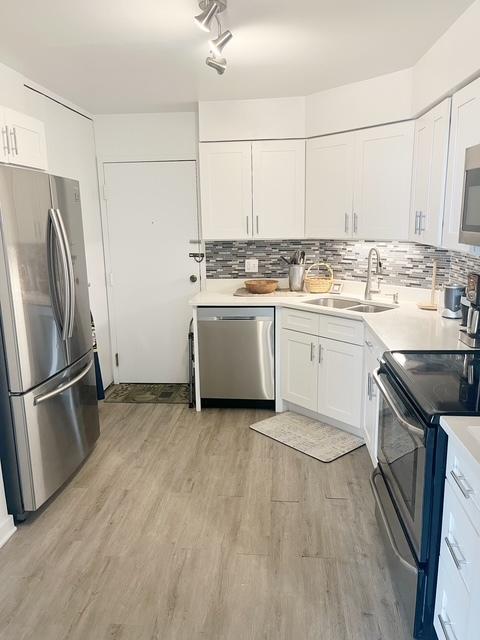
xmin=206 ymin=55 xmax=227 ymax=75
xmin=194 ymin=2 xmax=219 ymax=32
xmin=209 ymin=29 xmax=233 ymax=56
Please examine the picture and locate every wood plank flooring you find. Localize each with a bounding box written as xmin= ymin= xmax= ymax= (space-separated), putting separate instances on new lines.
xmin=0 ymin=404 xmax=411 ymax=640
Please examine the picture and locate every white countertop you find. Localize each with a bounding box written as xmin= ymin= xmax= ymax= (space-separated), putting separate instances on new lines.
xmin=190 ymin=279 xmax=468 ymax=352
xmin=440 ymin=416 xmax=480 ymax=470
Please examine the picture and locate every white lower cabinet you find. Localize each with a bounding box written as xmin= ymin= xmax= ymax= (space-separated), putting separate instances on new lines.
xmin=363 ymin=332 xmax=384 ymax=464
xmin=281 ymin=313 xmax=364 ymax=430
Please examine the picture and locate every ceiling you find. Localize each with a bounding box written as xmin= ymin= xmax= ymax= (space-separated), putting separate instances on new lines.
xmin=0 ymin=0 xmax=474 ymax=114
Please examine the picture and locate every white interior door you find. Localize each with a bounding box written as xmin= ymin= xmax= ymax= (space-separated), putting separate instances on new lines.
xmin=104 ymin=161 xmax=200 ymax=383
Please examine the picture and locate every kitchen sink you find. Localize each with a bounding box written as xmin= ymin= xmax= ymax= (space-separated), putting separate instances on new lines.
xmin=349 ymin=303 xmax=394 ymax=313
xmin=305 ymin=297 xmax=362 ymax=309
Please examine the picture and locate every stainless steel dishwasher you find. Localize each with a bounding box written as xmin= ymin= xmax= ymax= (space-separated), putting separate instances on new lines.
xmin=197 ymin=307 xmax=275 ymax=406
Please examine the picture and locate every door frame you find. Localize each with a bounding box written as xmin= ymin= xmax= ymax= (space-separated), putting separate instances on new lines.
xmin=98 ymin=159 xmax=203 ymax=384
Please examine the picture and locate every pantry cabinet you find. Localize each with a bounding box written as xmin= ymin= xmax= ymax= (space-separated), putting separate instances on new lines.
xmin=409 ymin=99 xmax=451 ymax=246
xmin=306 ymin=121 xmax=414 ymax=241
xmin=1 ymin=107 xmax=47 ymax=170
xmin=305 ymin=132 xmax=354 ymax=238
xmin=199 ymin=139 xmax=305 ymax=240
xmin=442 ymin=77 xmax=480 ymax=252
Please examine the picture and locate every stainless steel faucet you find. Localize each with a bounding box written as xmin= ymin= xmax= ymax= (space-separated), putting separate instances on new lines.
xmin=365 ymin=248 xmax=383 ymax=300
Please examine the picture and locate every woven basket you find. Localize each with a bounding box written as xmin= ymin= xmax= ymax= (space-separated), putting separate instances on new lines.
xmin=304 ymin=262 xmax=334 ymax=293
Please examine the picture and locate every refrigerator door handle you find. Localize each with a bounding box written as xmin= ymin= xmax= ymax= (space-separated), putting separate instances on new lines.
xmin=33 ymin=360 xmax=93 ymax=405
xmin=55 ymin=208 xmax=75 ymax=338
xmin=47 ymin=209 xmax=70 ymax=341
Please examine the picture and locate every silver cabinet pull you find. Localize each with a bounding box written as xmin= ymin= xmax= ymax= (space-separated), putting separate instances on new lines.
xmin=353 ymin=212 xmax=358 ymax=234
xmin=367 ymin=372 xmax=372 ymax=400
xmin=365 ymin=339 xmax=373 ymax=348
xmin=344 ymin=212 xmax=349 ymax=234
xmin=318 ymin=343 xmax=323 ymax=363
xmin=1 ymin=126 xmax=10 ymax=156
xmin=438 ymin=615 xmax=457 ymax=640
xmin=310 ymin=342 xmax=315 ymax=362
xmin=419 ymin=212 xmax=426 ymax=233
xmin=34 ymin=360 xmax=93 ymax=405
xmin=246 ymin=216 xmax=249 ymax=235
xmin=414 ymin=211 xmax=420 ymax=234
xmin=450 ymin=470 xmax=474 ymax=499
xmin=256 ymin=215 xmax=259 ymax=235
xmin=9 ymin=127 xmax=18 ymax=155
xmin=444 ymin=536 xmax=466 ymax=571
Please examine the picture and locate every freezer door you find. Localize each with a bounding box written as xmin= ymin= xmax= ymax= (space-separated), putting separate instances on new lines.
xmin=50 ymin=175 xmax=92 ymax=365
xmin=0 ymin=165 xmax=69 ymax=392
xmin=10 ymin=351 xmax=99 ymax=511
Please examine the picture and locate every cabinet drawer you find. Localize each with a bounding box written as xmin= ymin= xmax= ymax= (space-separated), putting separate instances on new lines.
xmin=441 ymin=481 xmax=479 ymax=594
xmin=318 ymin=314 xmax=364 ymax=345
xmin=281 ymin=308 xmax=320 ymax=335
xmin=435 ymin=552 xmax=469 ymax=640
xmin=446 ymin=438 xmax=480 ymax=534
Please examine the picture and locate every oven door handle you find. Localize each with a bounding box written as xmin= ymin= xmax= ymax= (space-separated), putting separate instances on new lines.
xmin=370 ymin=470 xmax=417 ymax=574
xmin=373 ymin=369 xmax=424 ymax=439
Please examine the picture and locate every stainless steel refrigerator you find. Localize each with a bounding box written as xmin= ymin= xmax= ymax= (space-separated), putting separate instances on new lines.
xmin=0 ymin=165 xmax=100 ymax=519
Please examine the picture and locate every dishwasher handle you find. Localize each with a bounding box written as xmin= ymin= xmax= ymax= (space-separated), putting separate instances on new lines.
xmin=211 ymin=316 xmax=257 ymax=321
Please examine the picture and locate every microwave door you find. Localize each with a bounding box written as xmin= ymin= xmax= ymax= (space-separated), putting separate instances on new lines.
xmin=459 ymin=144 xmax=480 ymax=245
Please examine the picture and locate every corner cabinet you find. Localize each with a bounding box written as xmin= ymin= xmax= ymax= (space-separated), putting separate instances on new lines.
xmin=409 ymin=99 xmax=451 ymax=246
xmin=306 ymin=121 xmax=414 ymax=241
xmin=442 ymin=77 xmax=480 ymax=252
xmin=1 ymin=107 xmax=47 ymax=170
xmin=362 ymin=329 xmax=384 ymax=465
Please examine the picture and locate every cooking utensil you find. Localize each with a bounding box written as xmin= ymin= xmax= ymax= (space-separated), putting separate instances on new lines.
xmin=244 ymin=279 xmax=279 ymax=294
xmin=280 ymin=256 xmax=291 ymax=265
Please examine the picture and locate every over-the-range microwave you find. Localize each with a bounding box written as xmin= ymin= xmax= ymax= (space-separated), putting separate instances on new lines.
xmin=459 ymin=143 xmax=480 ymax=244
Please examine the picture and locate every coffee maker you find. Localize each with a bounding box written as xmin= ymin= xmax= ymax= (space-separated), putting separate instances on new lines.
xmin=459 ymin=272 xmax=480 ymax=347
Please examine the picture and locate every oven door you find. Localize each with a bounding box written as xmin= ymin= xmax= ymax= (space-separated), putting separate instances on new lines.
xmin=374 ymin=369 xmax=426 ymax=560
xmin=459 ymin=144 xmax=480 ymax=245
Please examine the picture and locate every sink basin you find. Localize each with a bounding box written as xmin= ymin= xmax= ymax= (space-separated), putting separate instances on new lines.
xmin=349 ymin=303 xmax=394 ymax=314
xmin=305 ymin=297 xmax=361 ymax=309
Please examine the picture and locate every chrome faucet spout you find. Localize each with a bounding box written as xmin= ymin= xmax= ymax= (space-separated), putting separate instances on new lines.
xmin=365 ymin=248 xmax=382 ymax=300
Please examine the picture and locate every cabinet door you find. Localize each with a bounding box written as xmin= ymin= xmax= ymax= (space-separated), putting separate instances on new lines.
xmin=281 ymin=329 xmax=318 ymax=411
xmin=0 ymin=109 xmax=10 ymax=164
xmin=306 ymin=132 xmax=354 ymax=238
xmin=443 ymin=78 xmax=480 ymax=252
xmin=410 ymin=99 xmax=451 ymax=246
xmin=199 ymin=141 xmax=252 ymax=240
xmin=252 ymin=140 xmax=305 ymax=239
xmin=318 ymin=337 xmax=363 ymax=429
xmin=353 ymin=122 xmax=414 ymax=240
xmin=363 ymin=338 xmax=381 ymax=465
xmin=3 ymin=107 xmax=47 ymax=170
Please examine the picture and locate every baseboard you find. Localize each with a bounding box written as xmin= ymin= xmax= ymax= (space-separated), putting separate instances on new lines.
xmin=0 ymin=514 xmax=16 ymax=548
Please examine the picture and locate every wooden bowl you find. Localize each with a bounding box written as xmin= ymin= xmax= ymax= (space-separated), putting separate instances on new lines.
xmin=244 ymin=279 xmax=279 ymax=294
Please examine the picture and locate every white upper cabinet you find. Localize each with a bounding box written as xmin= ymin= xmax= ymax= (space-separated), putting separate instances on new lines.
xmin=252 ymin=139 xmax=305 ymax=239
xmin=306 ymin=132 xmax=354 ymax=238
xmin=443 ymin=77 xmax=480 ymax=252
xmin=1 ymin=107 xmax=47 ymax=170
xmin=409 ymin=98 xmax=451 ymax=246
xmin=353 ymin=121 xmax=415 ymax=240
xmin=199 ymin=141 xmax=252 ymax=240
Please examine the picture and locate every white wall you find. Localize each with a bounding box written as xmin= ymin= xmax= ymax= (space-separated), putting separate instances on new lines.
xmin=23 ymin=88 xmax=113 ymax=385
xmin=95 ymin=113 xmax=198 ymax=161
xmin=306 ymin=69 xmax=413 ymax=137
xmin=198 ymin=97 xmax=306 ymax=142
xmin=412 ymin=0 xmax=480 ymax=114
xmin=0 ymin=62 xmax=26 ymax=111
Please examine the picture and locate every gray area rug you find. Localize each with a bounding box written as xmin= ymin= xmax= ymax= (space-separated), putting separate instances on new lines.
xmin=250 ymin=411 xmax=364 ymax=462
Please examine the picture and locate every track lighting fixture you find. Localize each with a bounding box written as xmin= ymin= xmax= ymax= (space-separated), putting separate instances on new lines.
xmin=194 ymin=0 xmax=232 ymax=75
xmin=194 ymin=2 xmax=219 ymax=33
xmin=206 ymin=55 xmax=227 ymax=75
xmin=209 ymin=29 xmax=233 ymax=57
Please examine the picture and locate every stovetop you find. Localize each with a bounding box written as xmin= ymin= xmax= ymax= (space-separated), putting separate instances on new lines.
xmin=383 ymin=350 xmax=480 ymax=423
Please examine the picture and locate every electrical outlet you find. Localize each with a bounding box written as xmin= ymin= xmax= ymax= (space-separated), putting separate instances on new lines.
xmin=245 ymin=258 xmax=258 ymax=273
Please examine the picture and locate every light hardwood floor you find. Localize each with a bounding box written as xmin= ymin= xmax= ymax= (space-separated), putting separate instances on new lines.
xmin=0 ymin=403 xmax=410 ymax=640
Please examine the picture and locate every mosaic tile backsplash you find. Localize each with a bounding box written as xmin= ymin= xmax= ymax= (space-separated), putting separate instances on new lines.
xmin=205 ymin=240 xmax=480 ymax=289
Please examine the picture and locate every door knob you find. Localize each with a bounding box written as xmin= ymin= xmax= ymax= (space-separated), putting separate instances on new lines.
xmin=190 ymin=274 xmax=198 ymax=283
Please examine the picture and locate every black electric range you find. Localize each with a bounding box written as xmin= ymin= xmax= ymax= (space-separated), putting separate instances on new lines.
xmin=372 ymin=350 xmax=480 ymax=640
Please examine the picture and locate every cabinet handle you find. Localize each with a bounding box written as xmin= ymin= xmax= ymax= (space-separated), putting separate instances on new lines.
xmin=1 ymin=126 xmax=10 ymax=156
xmin=365 ymin=340 xmax=373 ymax=348
xmin=444 ymin=536 xmax=466 ymax=571
xmin=419 ymin=212 xmax=426 ymax=233
xmin=437 ymin=614 xmax=457 ymax=640
xmin=367 ymin=372 xmax=372 ymax=400
xmin=353 ymin=212 xmax=358 ymax=234
xmin=246 ymin=216 xmax=249 ymax=235
xmin=256 ymin=215 xmax=259 ymax=235
xmin=318 ymin=344 xmax=323 ymax=363
xmin=414 ymin=211 xmax=419 ymax=234
xmin=9 ymin=127 xmax=18 ymax=155
xmin=450 ymin=470 xmax=474 ymax=499
xmin=344 ymin=213 xmax=349 ymax=234
xmin=310 ymin=342 xmax=315 ymax=362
